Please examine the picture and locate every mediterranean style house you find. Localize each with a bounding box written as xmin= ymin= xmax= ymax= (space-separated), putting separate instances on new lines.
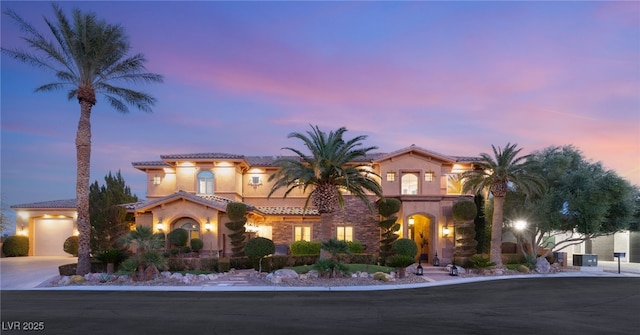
xmin=126 ymin=144 xmax=477 ymax=264
xmin=11 ymin=144 xmax=638 ymax=264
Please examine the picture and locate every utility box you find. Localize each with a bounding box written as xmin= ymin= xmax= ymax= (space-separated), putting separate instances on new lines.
xmin=553 ymin=252 xmax=567 ymax=266
xmin=573 ymin=254 xmax=598 ymax=267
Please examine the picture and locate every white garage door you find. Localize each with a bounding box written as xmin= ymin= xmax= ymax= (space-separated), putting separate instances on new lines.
xmin=34 ymin=218 xmax=74 ymax=256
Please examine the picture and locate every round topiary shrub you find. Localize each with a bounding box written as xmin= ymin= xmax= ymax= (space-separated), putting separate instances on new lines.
xmin=453 ymin=199 xmax=477 ymax=222
xmin=167 ymin=228 xmax=188 ymax=247
xmin=63 ymin=235 xmax=79 ymax=257
xmin=2 ymin=235 xmax=29 ymax=257
xmin=246 ymin=237 xmax=275 ymax=258
xmin=190 ymin=238 xmax=204 ymax=252
xmin=392 ymin=238 xmax=418 ymax=257
xmin=377 ymin=198 xmax=401 ymax=218
xmin=226 ymin=202 xmax=247 ymax=221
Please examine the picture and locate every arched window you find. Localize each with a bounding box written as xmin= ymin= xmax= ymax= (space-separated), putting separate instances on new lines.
xmin=197 ymin=171 xmax=214 ymax=194
xmin=401 ymin=173 xmax=419 ymax=195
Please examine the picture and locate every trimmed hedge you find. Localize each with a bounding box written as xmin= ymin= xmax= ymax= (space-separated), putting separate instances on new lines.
xmin=63 ymin=235 xmax=79 ymax=257
xmin=2 ymin=235 xmax=29 ymax=257
xmin=290 ymin=240 xmax=321 ymax=255
xmin=392 ymin=238 xmax=418 ymax=257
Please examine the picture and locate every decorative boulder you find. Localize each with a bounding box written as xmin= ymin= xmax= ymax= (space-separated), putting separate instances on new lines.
xmin=536 ymin=257 xmax=551 ymax=274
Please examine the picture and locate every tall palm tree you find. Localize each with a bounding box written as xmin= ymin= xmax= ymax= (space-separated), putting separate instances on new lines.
xmin=461 ymin=143 xmax=545 ymax=267
xmin=3 ymin=4 xmax=163 ymax=275
xmin=268 ymin=125 xmax=383 ymax=241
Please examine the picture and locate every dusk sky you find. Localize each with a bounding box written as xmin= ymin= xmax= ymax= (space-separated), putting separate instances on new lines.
xmin=2 ymin=1 xmax=639 ymax=224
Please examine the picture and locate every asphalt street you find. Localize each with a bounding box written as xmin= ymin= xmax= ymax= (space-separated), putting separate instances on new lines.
xmin=2 ymin=277 xmax=639 ymax=335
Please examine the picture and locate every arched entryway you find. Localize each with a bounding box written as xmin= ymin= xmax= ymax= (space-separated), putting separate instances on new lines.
xmin=407 ymin=214 xmax=434 ymax=263
xmin=172 ymin=217 xmax=201 ymax=246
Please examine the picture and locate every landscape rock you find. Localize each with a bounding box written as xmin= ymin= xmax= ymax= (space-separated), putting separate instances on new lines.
xmin=536 ymin=257 xmax=551 ymax=274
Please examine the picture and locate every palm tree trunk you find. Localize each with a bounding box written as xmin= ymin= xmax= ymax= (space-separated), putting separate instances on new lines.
xmin=75 ymin=101 xmax=92 ymax=275
xmin=319 ymin=213 xmax=334 ymax=259
xmin=490 ymin=195 xmax=505 ymax=268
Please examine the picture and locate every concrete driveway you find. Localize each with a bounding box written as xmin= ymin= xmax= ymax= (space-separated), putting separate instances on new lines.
xmin=0 ymin=256 xmax=76 ymax=289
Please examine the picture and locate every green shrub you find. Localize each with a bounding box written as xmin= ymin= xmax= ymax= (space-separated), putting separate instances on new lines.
xmin=245 ymin=237 xmax=275 ymax=272
xmin=312 ymin=259 xmax=349 ymax=278
xmin=118 ymin=258 xmax=140 ymax=275
xmin=2 ymin=235 xmax=29 ymax=257
xmin=392 ymin=238 xmax=418 ymax=257
xmin=502 ymin=253 xmax=525 ymax=264
xmin=345 ymin=253 xmax=377 ymax=265
xmin=290 ymin=240 xmax=321 ymax=255
xmin=346 ymin=240 xmax=364 ymax=254
xmin=170 ymin=248 xmax=180 ymax=256
xmin=226 ymin=202 xmax=247 ymax=221
xmin=452 ymin=199 xmax=477 ymax=222
xmin=218 ymin=257 xmax=231 ymax=272
xmin=167 ymin=257 xmax=216 ymax=272
xmin=180 ymin=246 xmax=191 ymax=254
xmin=524 ymin=254 xmax=537 ymax=270
xmin=63 ymin=235 xmax=79 ymax=257
xmin=229 ymin=256 xmax=252 ymax=270
xmin=167 ymin=228 xmax=189 ymax=247
xmin=377 ymin=198 xmax=401 ymax=217
xmin=94 ymin=249 xmax=128 ymax=265
xmin=190 ymin=238 xmax=204 ymax=252
xmin=468 ymin=255 xmax=496 ymax=269
xmin=517 ymin=264 xmax=530 ymax=273
xmin=385 ymin=254 xmax=416 ymax=268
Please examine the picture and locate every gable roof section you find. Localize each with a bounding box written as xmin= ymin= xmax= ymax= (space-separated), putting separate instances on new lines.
xmin=373 ymin=145 xmax=457 ymax=163
xmin=11 ymin=199 xmax=76 ymax=210
xmin=134 ymin=190 xmax=239 ymax=212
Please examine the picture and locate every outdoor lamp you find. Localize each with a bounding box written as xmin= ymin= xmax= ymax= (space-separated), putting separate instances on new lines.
xmin=416 ymin=263 xmax=423 ymax=276
xmin=449 ymin=263 xmax=458 ymax=276
xmin=205 ymin=218 xmax=212 ymax=231
xmin=408 ymin=217 xmax=415 ymax=225
xmin=443 ymin=226 xmax=450 ymax=237
xmin=433 ymin=252 xmax=440 ymax=267
xmin=157 ymin=219 xmax=164 ymax=231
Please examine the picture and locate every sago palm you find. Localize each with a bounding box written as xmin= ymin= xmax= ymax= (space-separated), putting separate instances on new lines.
xmin=461 ymin=143 xmax=545 ymax=267
xmin=3 ymin=4 xmax=163 ymax=275
xmin=268 ymin=125 xmax=383 ymax=240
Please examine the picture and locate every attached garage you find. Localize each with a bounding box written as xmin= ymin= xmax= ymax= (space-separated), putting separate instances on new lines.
xmin=10 ymin=199 xmax=77 ymax=257
xmin=33 ymin=218 xmax=74 ymax=256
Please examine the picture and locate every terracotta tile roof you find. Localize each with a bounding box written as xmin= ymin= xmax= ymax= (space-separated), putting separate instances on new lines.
xmin=452 ymin=156 xmax=482 ymax=163
xmin=131 ymin=161 xmax=170 ymax=168
xmin=256 ymin=206 xmax=319 ymax=216
xmin=160 ymin=153 xmax=245 ymax=160
xmin=131 ymin=191 xmax=258 ymax=213
xmin=11 ymin=199 xmax=76 ymax=209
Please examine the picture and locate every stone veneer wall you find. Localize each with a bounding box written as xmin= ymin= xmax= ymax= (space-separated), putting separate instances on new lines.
xmin=267 ymin=196 xmax=381 ymax=254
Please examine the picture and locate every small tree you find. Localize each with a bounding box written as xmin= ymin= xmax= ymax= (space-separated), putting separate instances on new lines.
xmin=313 ymin=238 xmax=350 ymax=278
xmin=452 ymin=199 xmax=478 ymax=264
xmin=388 ymin=238 xmax=418 ymax=278
xmin=245 ymin=237 xmax=275 ymax=273
xmin=377 ymin=198 xmax=401 ymax=265
xmin=225 ymin=202 xmax=248 ymax=257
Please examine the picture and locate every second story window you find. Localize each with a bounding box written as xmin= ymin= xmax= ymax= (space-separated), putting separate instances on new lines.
xmin=401 ymin=173 xmax=418 ymax=195
xmin=386 ymin=172 xmax=396 ymax=182
xmin=197 ymin=171 xmax=214 ymax=194
xmin=424 ymin=171 xmax=435 ymax=182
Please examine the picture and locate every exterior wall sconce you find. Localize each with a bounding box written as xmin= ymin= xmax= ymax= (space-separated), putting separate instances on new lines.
xmin=157 ymin=219 xmax=165 ymax=231
xmin=19 ymin=224 xmax=27 ymax=236
xmin=408 ymin=217 xmax=415 ymax=226
xmin=205 ymin=218 xmax=212 ymax=231
xmin=442 ymin=226 xmax=451 ymax=237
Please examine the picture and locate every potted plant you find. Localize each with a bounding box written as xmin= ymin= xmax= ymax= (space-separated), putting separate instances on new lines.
xmin=418 ymin=232 xmax=429 ymax=261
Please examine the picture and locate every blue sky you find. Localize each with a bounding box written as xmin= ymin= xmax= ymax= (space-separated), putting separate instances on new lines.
xmin=1 ymin=1 xmax=639 ymax=227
